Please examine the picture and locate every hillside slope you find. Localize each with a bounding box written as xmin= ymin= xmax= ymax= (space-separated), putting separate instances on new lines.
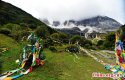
xmin=0 ymin=1 xmax=42 ymax=26
xmin=0 ymin=34 xmax=21 ymax=73
xmin=0 ymin=1 xmax=56 ymax=37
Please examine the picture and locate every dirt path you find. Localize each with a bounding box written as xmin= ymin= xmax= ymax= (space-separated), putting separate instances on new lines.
xmin=79 ymin=47 xmax=115 ymax=65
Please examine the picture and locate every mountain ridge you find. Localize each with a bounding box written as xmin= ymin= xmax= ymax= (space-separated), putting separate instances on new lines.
xmin=0 ymin=1 xmax=56 ymax=38
xmin=42 ymin=16 xmax=122 ymax=34
xmin=0 ymin=1 xmax=45 ymax=27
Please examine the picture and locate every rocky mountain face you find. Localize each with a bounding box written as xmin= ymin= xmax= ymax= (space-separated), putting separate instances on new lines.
xmin=57 ymin=27 xmax=81 ymax=36
xmin=43 ymin=16 xmax=122 ymax=36
xmin=52 ymin=21 xmax=60 ymax=26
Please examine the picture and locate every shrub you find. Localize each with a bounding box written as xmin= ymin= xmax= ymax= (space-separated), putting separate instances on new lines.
xmin=14 ymin=30 xmax=30 ymax=41
xmin=2 ymin=23 xmax=22 ymax=39
xmin=119 ymin=25 xmax=125 ymax=41
xmin=78 ymin=38 xmax=92 ymax=48
xmin=28 ymin=23 xmax=37 ymax=29
xmin=59 ymin=33 xmax=69 ymax=43
xmin=50 ymin=33 xmax=60 ymax=39
xmin=50 ymin=32 xmax=69 ymax=44
xmin=0 ymin=28 xmax=11 ymax=35
xmin=70 ymin=35 xmax=81 ymax=44
xmin=35 ymin=26 xmax=49 ymax=38
xmin=66 ymin=45 xmax=79 ymax=53
xmin=3 ymin=23 xmax=21 ymax=31
xmin=43 ymin=38 xmax=54 ymax=48
xmin=97 ymin=40 xmax=104 ymax=46
xmin=49 ymin=46 xmax=57 ymax=52
xmin=103 ymin=32 xmax=115 ymax=50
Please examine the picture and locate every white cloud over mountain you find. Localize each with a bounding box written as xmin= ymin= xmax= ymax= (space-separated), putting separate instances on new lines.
xmin=3 ymin=0 xmax=125 ymax=24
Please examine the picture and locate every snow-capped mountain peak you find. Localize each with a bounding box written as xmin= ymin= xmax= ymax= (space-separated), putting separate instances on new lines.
xmin=42 ymin=16 xmax=122 ymax=34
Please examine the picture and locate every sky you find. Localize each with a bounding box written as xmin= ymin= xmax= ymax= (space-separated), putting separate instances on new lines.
xmin=3 ymin=0 xmax=125 ymax=24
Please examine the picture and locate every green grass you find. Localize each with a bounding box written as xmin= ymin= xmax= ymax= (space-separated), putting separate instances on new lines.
xmin=0 ymin=34 xmax=22 ymax=72
xmin=0 ymin=35 xmax=112 ymax=80
xmin=18 ymin=49 xmax=111 ymax=80
xmin=0 ymin=34 xmax=19 ymax=48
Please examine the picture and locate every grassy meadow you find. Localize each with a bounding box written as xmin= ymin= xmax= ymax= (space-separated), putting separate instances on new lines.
xmin=0 ymin=34 xmax=112 ymax=80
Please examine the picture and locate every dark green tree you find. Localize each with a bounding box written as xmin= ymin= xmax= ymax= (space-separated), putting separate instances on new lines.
xmin=35 ymin=25 xmax=49 ymax=38
xmin=103 ymin=32 xmax=115 ymax=50
xmin=119 ymin=25 xmax=125 ymax=41
xmin=78 ymin=38 xmax=92 ymax=49
xmin=97 ymin=40 xmax=104 ymax=46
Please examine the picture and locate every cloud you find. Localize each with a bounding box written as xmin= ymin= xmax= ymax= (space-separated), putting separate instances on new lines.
xmin=3 ymin=0 xmax=125 ymax=24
